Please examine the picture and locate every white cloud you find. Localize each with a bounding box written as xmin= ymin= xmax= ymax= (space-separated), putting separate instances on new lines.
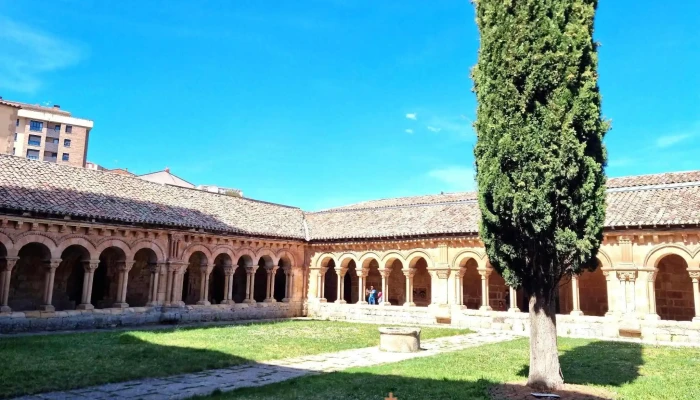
xmin=0 ymin=18 xmax=85 ymax=93
xmin=656 ymin=133 xmax=691 ymax=149
xmin=424 ymin=115 xmax=474 ymax=139
xmin=405 ymin=113 xmax=417 ymax=120
xmin=427 ymin=126 xmax=442 ymax=133
xmin=405 ymin=129 xmax=414 ymax=134
xmin=427 ymin=166 xmax=476 ymax=192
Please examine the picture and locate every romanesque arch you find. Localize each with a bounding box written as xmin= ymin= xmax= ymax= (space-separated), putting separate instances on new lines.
xmin=130 ymin=239 xmax=166 ymax=264
xmin=53 ymin=244 xmax=92 ymax=310
xmin=383 ymin=253 xmax=405 ymax=306
xmin=654 ymin=253 xmax=694 ymax=321
xmin=9 ymin=241 xmax=52 ymax=311
xmin=458 ymin=256 xmax=482 ymax=310
xmin=183 ymin=250 xmax=209 ymax=305
xmin=232 ymin=253 xmax=253 ymax=303
xmin=127 ymin=247 xmax=158 ymax=307
xmin=93 ymin=245 xmax=128 ymax=308
xmin=210 ymin=252 xmax=232 ymax=304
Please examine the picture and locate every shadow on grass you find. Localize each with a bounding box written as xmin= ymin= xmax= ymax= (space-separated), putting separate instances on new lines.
xmin=518 ymin=340 xmax=644 ymax=387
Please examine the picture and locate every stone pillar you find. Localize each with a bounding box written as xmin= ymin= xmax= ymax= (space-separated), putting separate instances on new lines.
xmin=689 ymin=270 xmax=700 ymax=322
xmin=356 ymin=268 xmax=368 ymax=305
xmin=282 ymin=266 xmax=292 ymax=302
xmin=0 ymin=257 xmax=19 ymax=312
xmin=113 ymin=261 xmax=134 ymax=308
xmin=478 ymin=269 xmax=492 ymax=311
xmin=570 ymin=275 xmax=583 ymax=316
xmin=145 ymin=263 xmax=163 ymax=307
xmin=265 ymin=265 xmax=279 ymax=303
xmin=455 ymin=266 xmax=466 ymax=307
xmin=645 ymin=270 xmax=659 ymax=320
xmin=616 ymin=271 xmax=636 ymax=315
xmin=164 ymin=264 xmax=174 ymax=306
xmin=38 ymin=259 xmax=61 ymax=311
xmin=335 ymin=267 xmax=347 ymax=304
xmin=603 ymin=270 xmax=616 ymax=316
xmin=221 ymin=265 xmax=236 ymax=304
xmin=379 ymin=268 xmax=391 ymax=306
xmin=508 ymin=286 xmax=519 ymax=312
xmin=197 ymin=265 xmax=212 ymax=306
xmin=77 ymin=259 xmax=100 ymax=310
xmin=168 ymin=262 xmax=186 ymax=307
xmin=403 ymin=268 xmax=416 ymax=307
xmin=244 ymin=265 xmax=257 ymax=303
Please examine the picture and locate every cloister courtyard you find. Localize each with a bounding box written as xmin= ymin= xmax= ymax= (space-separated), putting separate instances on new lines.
xmin=0 ymin=156 xmax=699 ymax=399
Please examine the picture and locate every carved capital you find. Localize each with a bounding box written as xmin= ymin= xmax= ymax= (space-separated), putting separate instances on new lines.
xmin=120 ymin=261 xmax=135 ymax=272
xmin=430 ymin=268 xmax=450 ymax=279
xmin=223 ymin=265 xmax=237 ymax=276
xmin=355 ymin=268 xmax=368 ymax=278
xmin=458 ymin=266 xmax=467 ymax=278
xmin=2 ymin=256 xmax=19 ymax=272
xmin=147 ymin=263 xmax=160 ymax=274
xmin=379 ymin=268 xmax=392 ymax=278
xmin=477 ymin=268 xmax=492 ymax=278
xmin=245 ymin=265 xmax=258 ymax=274
xmin=402 ymin=267 xmax=417 ymax=279
xmin=688 ymin=270 xmax=700 ymax=280
xmin=616 ymin=270 xmax=636 ymax=281
xmin=84 ymin=259 xmax=100 ymax=272
xmin=48 ymin=258 xmax=62 ymax=270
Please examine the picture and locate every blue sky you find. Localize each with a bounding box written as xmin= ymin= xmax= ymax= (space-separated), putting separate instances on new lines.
xmin=1 ymin=1 xmax=698 ymax=210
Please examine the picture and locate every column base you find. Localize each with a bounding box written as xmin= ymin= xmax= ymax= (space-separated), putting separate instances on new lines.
xmin=693 ymin=316 xmax=700 ymax=323
xmin=357 ymin=301 xmax=368 ymax=305
xmin=479 ymin=305 xmax=492 ymax=311
xmin=0 ymin=305 xmax=11 ymax=313
xmin=282 ymin=298 xmax=291 ymax=303
xmin=379 ymin=302 xmax=391 ymax=306
xmin=243 ymin=299 xmax=256 ymax=304
xmin=113 ymin=302 xmax=129 ymax=308
xmin=196 ymin=300 xmax=211 ymax=306
xmin=508 ymin=307 xmax=521 ymax=313
xmin=318 ymin=298 xmax=327 ymax=303
xmin=645 ymin=313 xmax=661 ymax=321
xmin=570 ymin=310 xmax=584 ymax=317
xmin=145 ymin=301 xmax=160 ymax=307
xmin=221 ymin=299 xmax=235 ymax=305
xmin=403 ymin=302 xmax=416 ymax=307
xmin=167 ymin=301 xmax=185 ymax=308
xmin=334 ymin=299 xmax=347 ymax=304
xmin=76 ymin=303 xmax=94 ymax=310
xmin=264 ymin=298 xmax=277 ymax=303
xmin=38 ymin=304 xmax=55 ymax=312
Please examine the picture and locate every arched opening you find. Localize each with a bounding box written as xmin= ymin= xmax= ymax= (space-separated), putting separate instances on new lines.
xmin=254 ymin=257 xmax=271 ymax=302
xmin=365 ymin=259 xmax=381 ymax=303
xmin=324 ymin=260 xmax=338 ymax=303
xmin=342 ymin=260 xmax=359 ymax=304
xmin=92 ymin=246 xmax=126 ymax=308
xmin=233 ymin=255 xmax=251 ymax=303
xmin=655 ymin=254 xmax=694 ymax=321
xmin=488 ymin=271 xmax=508 ymax=311
xmin=210 ymin=254 xmax=231 ymax=305
xmin=53 ymin=245 xmax=91 ymax=310
xmin=386 ymin=259 xmax=405 ymax=306
xmin=127 ymin=248 xmax=157 ymax=307
xmin=516 ymin=287 xmax=528 ymax=312
xmin=274 ymin=256 xmax=292 ymax=302
xmin=557 ymin=277 xmax=574 ymax=314
xmin=461 ymin=258 xmax=482 ymax=310
xmin=579 ymin=262 xmax=608 ymax=316
xmin=411 ymin=258 xmax=431 ymax=307
xmin=9 ymin=243 xmax=52 ymax=311
xmin=183 ymin=251 xmax=208 ymax=305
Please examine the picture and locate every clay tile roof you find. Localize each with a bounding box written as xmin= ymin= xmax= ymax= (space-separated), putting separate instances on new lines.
xmin=0 ymin=155 xmax=305 ymax=239
xmin=305 ymin=171 xmax=700 ymax=240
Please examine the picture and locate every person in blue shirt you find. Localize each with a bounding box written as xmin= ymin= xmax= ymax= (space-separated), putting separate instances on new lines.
xmin=368 ymin=286 xmax=377 ymax=305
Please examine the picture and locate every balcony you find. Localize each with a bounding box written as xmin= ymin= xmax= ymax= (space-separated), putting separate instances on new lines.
xmin=44 ymin=142 xmax=58 ymax=152
xmin=27 ymin=140 xmax=41 ymax=147
xmin=43 ymin=156 xmax=57 ymax=163
xmin=46 ymin=129 xmax=60 ymax=139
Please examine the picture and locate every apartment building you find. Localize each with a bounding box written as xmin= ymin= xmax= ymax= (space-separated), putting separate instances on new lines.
xmin=0 ymin=97 xmax=93 ymax=167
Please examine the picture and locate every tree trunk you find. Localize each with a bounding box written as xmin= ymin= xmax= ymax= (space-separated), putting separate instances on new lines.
xmin=527 ymin=292 xmax=563 ymax=391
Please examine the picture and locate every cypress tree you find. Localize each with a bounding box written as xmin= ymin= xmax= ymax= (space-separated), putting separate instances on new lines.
xmin=472 ymin=0 xmax=608 ymax=390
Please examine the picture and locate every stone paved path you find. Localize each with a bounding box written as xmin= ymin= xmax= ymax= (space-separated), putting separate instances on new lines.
xmin=13 ymin=332 xmax=516 ymax=400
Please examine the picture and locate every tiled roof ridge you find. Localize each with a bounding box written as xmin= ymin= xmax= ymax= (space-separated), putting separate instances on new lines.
xmin=0 ymin=154 xmax=301 ymax=211
xmin=606 ymin=169 xmax=700 ymax=187
xmin=309 ymin=198 xmax=478 ymax=214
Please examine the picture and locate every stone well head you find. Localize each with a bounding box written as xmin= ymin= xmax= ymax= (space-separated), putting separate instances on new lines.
xmin=378 ymin=327 xmax=421 ymax=353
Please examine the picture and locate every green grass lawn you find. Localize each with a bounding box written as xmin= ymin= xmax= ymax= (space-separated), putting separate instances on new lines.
xmin=204 ymin=338 xmax=700 ymax=400
xmin=0 ymin=320 xmax=469 ymax=398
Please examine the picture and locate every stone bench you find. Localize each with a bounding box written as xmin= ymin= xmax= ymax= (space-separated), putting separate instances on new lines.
xmin=379 ymin=327 xmax=421 ymax=353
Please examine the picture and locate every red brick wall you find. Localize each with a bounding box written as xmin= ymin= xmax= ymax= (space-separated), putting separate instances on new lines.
xmin=462 ymin=259 xmax=481 ymax=309
xmin=655 ymin=255 xmax=694 ymax=321
xmin=579 ymin=268 xmax=608 ymax=316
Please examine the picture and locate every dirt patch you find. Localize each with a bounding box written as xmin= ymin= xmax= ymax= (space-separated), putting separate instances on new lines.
xmin=489 ymin=381 xmax=615 ymax=400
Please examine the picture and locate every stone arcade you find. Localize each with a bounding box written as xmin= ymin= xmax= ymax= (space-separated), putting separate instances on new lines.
xmin=0 ymin=154 xmax=699 ymax=342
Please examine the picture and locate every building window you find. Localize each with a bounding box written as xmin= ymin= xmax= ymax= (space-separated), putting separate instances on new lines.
xmin=12 ymin=148 xmax=15 ymax=155
xmin=26 ymin=149 xmax=40 ymax=160
xmin=16 ymin=119 xmax=19 ymax=127
xmin=62 ymin=153 xmax=70 ymax=161
xmin=14 ymin=133 xmax=17 ymax=142
xmin=53 ymin=124 xmax=61 ymax=132
xmin=49 ymin=137 xmax=59 ymax=144
xmin=66 ymin=125 xmax=72 ymax=133
xmin=29 ymin=120 xmax=43 ymax=132
xmin=63 ymin=139 xmax=71 ymax=147
xmin=28 ymin=135 xmax=41 ymax=146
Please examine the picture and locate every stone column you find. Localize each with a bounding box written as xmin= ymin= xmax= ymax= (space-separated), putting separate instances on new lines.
xmin=0 ymin=257 xmax=19 ymax=313
xmin=645 ymin=270 xmax=659 ymax=320
xmin=379 ymin=268 xmax=391 ymax=306
xmin=77 ymin=259 xmax=100 ymax=310
xmin=570 ymin=275 xmax=583 ymax=316
xmin=356 ymin=268 xmax=368 ymax=305
xmin=335 ymin=268 xmax=346 ymax=304
xmin=145 ymin=263 xmax=163 ymax=307
xmin=455 ymin=266 xmax=466 ymax=307
xmin=689 ymin=270 xmax=700 ymax=322
xmin=164 ymin=264 xmax=174 ymax=306
xmin=113 ymin=261 xmax=134 ymax=308
xmin=403 ymin=268 xmax=416 ymax=307
xmin=197 ymin=265 xmax=212 ymax=305
xmin=318 ymin=267 xmax=327 ymax=302
xmin=168 ymin=262 xmax=186 ymax=307
xmin=38 ymin=259 xmax=61 ymax=312
xmin=221 ymin=265 xmax=236 ymax=304
xmin=265 ymin=265 xmax=279 ymax=303
xmin=244 ymin=265 xmax=257 ymax=303
xmin=478 ymin=269 xmax=492 ymax=311
xmin=282 ymin=266 xmax=292 ymax=302
xmin=602 ymin=270 xmax=616 ymax=316
xmin=616 ymin=271 xmax=636 ymax=315
xmin=508 ymin=286 xmax=519 ymax=312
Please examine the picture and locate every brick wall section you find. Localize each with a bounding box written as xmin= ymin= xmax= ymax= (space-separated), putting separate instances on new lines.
xmin=462 ymin=259 xmax=481 ymax=310
xmin=656 ymin=255 xmax=695 ymax=321
xmin=0 ymin=104 xmax=18 ymax=154
xmin=61 ymin=125 xmax=89 ymax=167
xmin=579 ymin=268 xmax=608 ymax=316
xmin=387 ymin=263 xmax=406 ymax=305
xmin=489 ymin=272 xmax=508 ymax=311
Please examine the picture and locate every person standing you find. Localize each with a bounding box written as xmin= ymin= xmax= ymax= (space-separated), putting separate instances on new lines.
xmin=368 ymin=286 xmax=377 ymax=305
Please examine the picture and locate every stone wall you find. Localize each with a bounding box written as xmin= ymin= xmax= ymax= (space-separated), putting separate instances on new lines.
xmin=0 ymin=301 xmax=304 ymax=334
xmin=308 ymin=302 xmax=438 ymax=326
